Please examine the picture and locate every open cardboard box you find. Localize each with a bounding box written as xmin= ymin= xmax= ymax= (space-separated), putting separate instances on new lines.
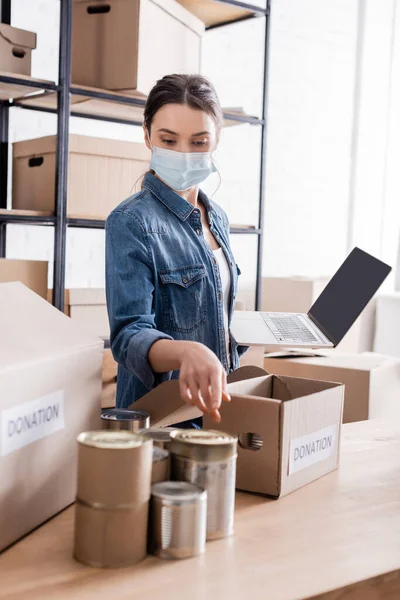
xmin=133 ymin=366 xmax=344 ymax=498
xmin=264 ymin=350 xmax=400 ymax=423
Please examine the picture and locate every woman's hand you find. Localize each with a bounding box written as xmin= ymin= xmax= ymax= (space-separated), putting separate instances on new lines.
xmin=177 ymin=342 xmax=231 ymax=423
xmin=148 ymin=339 xmax=230 ymax=423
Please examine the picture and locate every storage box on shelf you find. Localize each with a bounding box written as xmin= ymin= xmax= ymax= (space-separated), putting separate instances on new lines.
xmin=0 ymin=258 xmax=48 ymax=299
xmin=72 ymin=0 xmax=204 ymax=95
xmin=374 ymin=293 xmax=400 ymax=359
xmin=12 ymin=135 xmax=150 ymax=219
xmin=264 ymin=351 xmax=400 ymax=424
xmin=262 ymin=276 xmax=376 ymax=353
xmin=133 ymin=365 xmax=344 ymax=498
xmin=0 ymin=24 xmax=36 ymax=77
xmin=68 ymin=288 xmax=109 ymax=339
xmin=0 ymin=282 xmax=103 ymax=552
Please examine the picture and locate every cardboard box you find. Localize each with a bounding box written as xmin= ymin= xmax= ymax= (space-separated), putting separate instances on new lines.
xmin=240 ymin=345 xmax=265 ymax=369
xmin=68 ymin=288 xmax=109 ymax=339
xmin=102 ymin=348 xmax=117 ymax=408
xmin=261 ymin=276 xmax=376 ymax=353
xmin=12 ymin=135 xmax=150 ymax=218
xmin=0 ymin=259 xmax=48 ymax=299
xmin=133 ymin=366 xmax=344 ymax=498
xmin=0 ymin=282 xmax=103 ymax=552
xmin=72 ymin=0 xmax=204 ymax=95
xmin=374 ymin=293 xmax=400 ymax=358
xmin=0 ymin=24 xmax=36 ymax=77
xmin=47 ymin=289 xmax=71 ymax=314
xmin=264 ymin=351 xmax=400 ymax=424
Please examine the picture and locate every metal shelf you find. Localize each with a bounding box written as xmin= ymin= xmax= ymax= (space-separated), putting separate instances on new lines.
xmin=0 ymin=0 xmax=271 ymax=311
xmin=176 ymin=0 xmax=268 ymax=29
xmin=0 ymin=210 xmax=262 ymax=235
xmin=0 ymin=72 xmax=57 ymax=100
xmin=0 ymin=209 xmax=55 ymax=225
xmin=13 ymin=88 xmax=263 ymax=127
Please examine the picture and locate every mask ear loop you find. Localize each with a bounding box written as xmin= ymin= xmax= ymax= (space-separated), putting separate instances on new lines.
xmin=210 ymin=155 xmax=222 ymax=198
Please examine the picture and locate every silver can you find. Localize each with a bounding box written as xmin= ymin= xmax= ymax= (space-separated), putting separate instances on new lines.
xmin=139 ymin=427 xmax=177 ymax=449
xmin=169 ymin=430 xmax=237 ymax=541
xmin=149 ymin=481 xmax=207 ymax=560
xmin=101 ymin=408 xmax=150 ymax=432
xmin=151 ymin=447 xmax=170 ymax=484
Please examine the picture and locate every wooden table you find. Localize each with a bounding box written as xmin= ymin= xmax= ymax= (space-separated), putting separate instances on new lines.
xmin=1 ymin=420 xmax=400 ymax=600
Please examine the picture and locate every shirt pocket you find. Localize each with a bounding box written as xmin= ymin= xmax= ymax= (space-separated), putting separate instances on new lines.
xmin=159 ymin=265 xmax=207 ymax=333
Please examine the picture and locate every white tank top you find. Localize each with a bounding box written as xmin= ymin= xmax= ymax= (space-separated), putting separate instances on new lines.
xmin=213 ymin=247 xmax=231 ymax=362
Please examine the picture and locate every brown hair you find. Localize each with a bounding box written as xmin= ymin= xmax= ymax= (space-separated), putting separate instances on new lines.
xmin=144 ymin=73 xmax=223 ymax=134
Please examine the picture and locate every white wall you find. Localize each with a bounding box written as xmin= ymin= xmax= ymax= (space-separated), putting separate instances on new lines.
xmin=4 ymin=0 xmax=400 ymax=306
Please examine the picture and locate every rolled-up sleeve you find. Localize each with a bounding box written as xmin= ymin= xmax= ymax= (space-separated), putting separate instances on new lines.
xmin=105 ymin=210 xmax=173 ymax=390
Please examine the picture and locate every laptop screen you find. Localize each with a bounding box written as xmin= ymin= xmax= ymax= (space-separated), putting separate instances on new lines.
xmin=308 ymin=247 xmax=391 ymax=346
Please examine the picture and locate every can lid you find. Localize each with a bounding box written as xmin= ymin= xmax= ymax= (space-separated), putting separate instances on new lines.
xmin=101 ymin=409 xmax=150 ymax=422
xmin=169 ymin=429 xmax=237 ymax=461
xmin=151 ymin=481 xmax=206 ymax=502
xmin=77 ymin=430 xmax=149 ymax=449
xmin=152 ymin=447 xmax=169 ymax=462
xmin=140 ymin=427 xmax=177 ymax=443
xmin=170 ymin=429 xmax=236 ymax=446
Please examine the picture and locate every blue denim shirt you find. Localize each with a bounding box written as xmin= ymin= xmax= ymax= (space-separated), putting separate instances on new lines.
xmin=105 ymin=172 xmax=246 ymax=423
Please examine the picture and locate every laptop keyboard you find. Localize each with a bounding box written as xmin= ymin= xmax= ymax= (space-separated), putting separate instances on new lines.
xmin=261 ymin=313 xmax=319 ymax=344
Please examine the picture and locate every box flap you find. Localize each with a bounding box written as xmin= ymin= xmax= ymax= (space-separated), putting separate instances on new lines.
xmin=69 ymin=288 xmax=106 ymax=306
xmin=227 ymin=365 xmax=268 ymax=383
xmin=13 ymin=135 xmax=151 ymax=161
xmin=131 ymin=380 xmax=201 ymax=427
xmin=0 ymin=283 xmax=103 ymax=372
xmin=0 ymin=24 xmax=36 ymax=50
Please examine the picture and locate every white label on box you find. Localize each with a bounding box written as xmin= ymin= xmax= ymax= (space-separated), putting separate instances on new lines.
xmin=288 ymin=424 xmax=337 ymax=475
xmin=1 ymin=391 xmax=65 ymax=456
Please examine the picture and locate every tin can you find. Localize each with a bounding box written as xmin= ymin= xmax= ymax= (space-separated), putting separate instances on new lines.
xmin=101 ymin=408 xmax=150 ymax=432
xmin=151 ymin=447 xmax=170 ymax=484
xmin=74 ymin=430 xmax=153 ymax=568
xmin=169 ymin=429 xmax=237 ymax=540
xmin=140 ymin=426 xmax=177 ymax=449
xmin=149 ymin=481 xmax=207 ymax=560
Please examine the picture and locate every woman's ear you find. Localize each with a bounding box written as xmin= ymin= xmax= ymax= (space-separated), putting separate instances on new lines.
xmin=143 ymin=125 xmax=151 ymax=150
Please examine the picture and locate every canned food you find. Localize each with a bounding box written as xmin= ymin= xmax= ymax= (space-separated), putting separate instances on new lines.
xmin=169 ymin=429 xmax=237 ymax=540
xmin=151 ymin=447 xmax=170 ymax=484
xmin=101 ymin=408 xmax=150 ymax=432
xmin=140 ymin=427 xmax=177 ymax=449
xmin=74 ymin=430 xmax=153 ymax=568
xmin=149 ymin=481 xmax=207 ymax=560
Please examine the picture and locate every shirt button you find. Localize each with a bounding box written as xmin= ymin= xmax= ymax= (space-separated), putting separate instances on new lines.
xmin=182 ymin=277 xmax=188 ymax=284
xmin=218 ymin=292 xmax=222 ymax=302
xmin=196 ymin=229 xmax=201 ymax=235
xmin=213 ymin=257 xmax=217 ymax=265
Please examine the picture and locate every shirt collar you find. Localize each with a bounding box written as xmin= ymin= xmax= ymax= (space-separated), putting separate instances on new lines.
xmin=142 ymin=171 xmax=214 ymax=221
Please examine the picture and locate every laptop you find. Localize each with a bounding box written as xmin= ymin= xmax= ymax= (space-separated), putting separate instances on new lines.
xmin=231 ymin=247 xmax=391 ymax=350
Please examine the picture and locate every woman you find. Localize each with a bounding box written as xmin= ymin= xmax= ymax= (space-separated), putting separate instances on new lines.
xmin=106 ymin=74 xmax=247 ymax=428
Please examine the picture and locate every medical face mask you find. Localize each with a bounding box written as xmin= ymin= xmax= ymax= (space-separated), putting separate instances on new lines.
xmin=149 ymin=145 xmax=217 ymax=192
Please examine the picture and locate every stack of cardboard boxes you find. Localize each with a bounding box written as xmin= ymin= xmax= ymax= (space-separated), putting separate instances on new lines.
xmin=245 ymin=276 xmax=400 ymax=424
